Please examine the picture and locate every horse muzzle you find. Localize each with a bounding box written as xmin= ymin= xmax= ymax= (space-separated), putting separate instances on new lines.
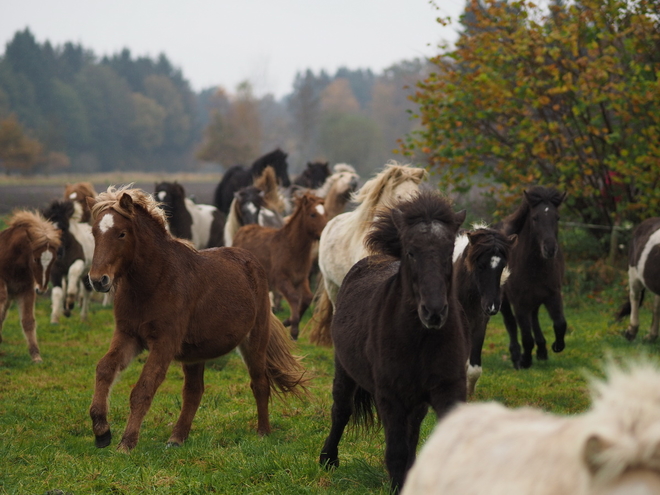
xmin=419 ymin=303 xmax=448 ymax=330
xmin=89 ymin=274 xmax=112 ymax=293
xmin=482 ymin=300 xmax=501 ymax=316
xmin=541 ymin=242 xmax=558 ymax=259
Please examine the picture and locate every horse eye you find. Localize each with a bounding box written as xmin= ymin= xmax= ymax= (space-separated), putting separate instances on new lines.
xmin=311 ymin=213 xmax=317 ymax=218
xmin=407 ymin=251 xmax=415 ymax=259
xmin=118 ymin=232 xmax=126 ymax=239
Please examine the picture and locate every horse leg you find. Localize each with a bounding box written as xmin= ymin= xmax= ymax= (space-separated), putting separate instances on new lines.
xmin=168 ymin=362 xmax=205 ymax=446
xmin=531 ymin=306 xmax=548 ymax=360
xmin=320 ymin=357 xmax=357 ymax=469
xmin=79 ymin=281 xmax=92 ymax=321
xmin=514 ymin=308 xmax=535 ymax=369
xmin=238 ymin=333 xmax=272 ymax=436
xmin=90 ymin=334 xmax=142 ymax=449
xmin=65 ymin=259 xmax=85 ymax=317
xmin=279 ymin=281 xmax=302 ymax=340
xmin=467 ymin=317 xmax=486 ymax=396
xmin=17 ymin=292 xmax=41 ymax=363
xmin=625 ymin=277 xmax=644 ymax=341
xmin=500 ymin=296 xmax=522 ymax=369
xmin=377 ymin=395 xmax=414 ymax=492
xmin=405 ymin=404 xmax=429 ymax=474
xmin=545 ymin=294 xmax=567 ymax=353
xmin=118 ymin=348 xmax=174 ymax=452
xmin=645 ymin=294 xmax=660 ymax=343
xmin=0 ymin=281 xmax=8 ymax=344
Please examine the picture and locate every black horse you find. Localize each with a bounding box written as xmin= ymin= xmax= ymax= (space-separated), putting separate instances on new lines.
xmin=292 ymin=161 xmax=330 ymax=189
xmin=319 ymin=190 xmax=467 ymax=492
xmin=500 ymin=186 xmax=567 ymax=369
xmin=213 ymin=149 xmax=291 ymax=214
xmin=453 ymin=226 xmax=516 ymax=395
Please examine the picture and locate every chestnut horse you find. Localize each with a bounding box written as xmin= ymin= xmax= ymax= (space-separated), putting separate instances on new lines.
xmin=0 ymin=210 xmax=60 ymax=362
xmin=232 ymin=192 xmax=328 ymax=340
xmin=319 ymin=191 xmax=467 ymax=492
xmin=64 ymin=181 xmax=97 ymax=223
xmin=86 ymin=186 xmax=306 ymax=452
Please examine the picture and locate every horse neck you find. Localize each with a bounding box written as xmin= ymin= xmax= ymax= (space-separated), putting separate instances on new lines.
xmin=279 ymin=207 xmax=316 ymax=252
xmin=324 ymin=187 xmax=349 ymax=219
xmin=0 ymin=228 xmax=32 ymax=280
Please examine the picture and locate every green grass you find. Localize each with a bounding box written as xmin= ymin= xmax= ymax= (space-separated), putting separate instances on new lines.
xmin=0 ymin=277 xmax=658 ymax=494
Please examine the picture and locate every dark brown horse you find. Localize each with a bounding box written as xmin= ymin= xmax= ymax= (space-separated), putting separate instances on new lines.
xmin=319 ymin=190 xmax=467 ymax=492
xmin=453 ymin=226 xmax=516 ymax=395
xmin=86 ymin=186 xmax=306 ymax=452
xmin=500 ymin=186 xmax=567 ymax=369
xmin=232 ymin=192 xmax=328 ymax=340
xmin=0 ymin=210 xmax=61 ymax=362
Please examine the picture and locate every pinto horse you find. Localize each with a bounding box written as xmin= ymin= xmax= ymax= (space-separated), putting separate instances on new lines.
xmin=453 ymin=226 xmax=516 ymax=395
xmin=0 ymin=210 xmax=60 ymax=362
xmin=319 ymin=190 xmax=467 ymax=492
xmin=310 ymin=162 xmax=427 ymax=346
xmin=500 ymin=186 xmax=567 ymax=369
xmin=86 ymin=186 xmax=306 ymax=452
xmin=616 ymin=217 xmax=660 ymax=342
xmin=43 ymin=200 xmax=95 ymax=323
xmin=214 ymin=148 xmax=291 ymax=215
xmin=64 ymin=181 xmax=97 ymax=223
xmin=154 ymin=181 xmax=224 ymax=249
xmin=232 ymin=192 xmax=327 ymax=340
xmin=313 ymin=164 xmax=360 ymax=220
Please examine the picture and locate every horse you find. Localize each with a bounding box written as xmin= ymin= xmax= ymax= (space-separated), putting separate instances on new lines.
xmin=309 ymin=162 xmax=428 ymax=346
xmin=0 ymin=210 xmax=60 ymax=362
xmin=499 ymin=186 xmax=567 ymax=369
xmin=86 ymin=185 xmax=307 ymax=452
xmin=615 ymin=217 xmax=660 ymax=342
xmin=232 ymin=192 xmax=327 ymax=340
xmin=319 ymin=190 xmax=467 ymax=492
xmin=213 ymin=148 xmax=291 ymax=215
xmin=154 ymin=181 xmax=224 ymax=249
xmin=43 ymin=200 xmax=95 ymax=323
xmin=64 ymin=181 xmax=97 ymax=223
xmin=313 ymin=163 xmax=360 ymax=220
xmin=452 ymin=225 xmax=516 ymax=395
xmin=223 ymin=167 xmax=286 ymax=247
xmin=292 ymin=161 xmax=330 ymax=189
xmin=402 ymin=362 xmax=660 ymax=495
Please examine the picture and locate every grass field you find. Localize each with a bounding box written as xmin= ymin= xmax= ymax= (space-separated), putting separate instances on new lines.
xmin=1 ymin=269 xmax=659 ymax=494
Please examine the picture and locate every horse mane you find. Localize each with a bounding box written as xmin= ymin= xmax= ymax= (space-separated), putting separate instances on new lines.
xmin=287 ymin=191 xmax=321 ymax=223
xmin=91 ymin=184 xmax=168 ymax=232
xmin=350 ymin=162 xmax=427 ymax=227
xmin=251 ymin=148 xmax=287 ymax=175
xmin=366 ymin=190 xmax=458 ymax=259
xmin=65 ymin=181 xmax=97 ymax=200
xmin=9 ymin=209 xmax=61 ymax=250
xmin=333 ymin=163 xmax=356 ymax=174
xmin=253 ymin=166 xmax=285 ymax=213
xmin=504 ymin=186 xmax=565 ymax=235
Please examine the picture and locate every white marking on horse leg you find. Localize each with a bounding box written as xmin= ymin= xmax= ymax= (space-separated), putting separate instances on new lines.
xmin=80 ymin=280 xmax=91 ymax=320
xmin=50 ymin=286 xmax=64 ymax=323
xmin=629 ymin=267 xmax=643 ymax=329
xmin=40 ymin=249 xmax=54 ymax=287
xmin=99 ymin=213 xmax=115 ymax=233
xmin=490 ymin=256 xmax=502 ymax=269
xmin=466 ymin=363 xmax=482 ymax=396
xmin=66 ymin=260 xmax=85 ymax=308
xmin=650 ymin=295 xmax=660 ymax=340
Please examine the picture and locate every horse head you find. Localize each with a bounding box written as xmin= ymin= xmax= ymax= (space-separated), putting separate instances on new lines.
xmin=293 ymin=192 xmax=327 ymax=240
xmin=234 ymin=186 xmax=266 ymax=225
xmin=466 ymin=229 xmax=517 ymax=316
xmin=523 ymin=187 xmax=566 ymax=259
xmin=43 ymin=200 xmax=74 ymax=233
xmin=367 ymin=191 xmax=466 ymax=330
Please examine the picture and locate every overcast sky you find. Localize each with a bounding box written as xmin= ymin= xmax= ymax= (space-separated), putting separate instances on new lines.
xmin=1 ymin=0 xmax=465 ymax=98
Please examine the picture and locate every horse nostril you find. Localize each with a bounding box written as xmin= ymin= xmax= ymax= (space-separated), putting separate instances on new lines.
xmin=421 ymin=304 xmax=447 ymax=329
xmin=101 ymin=275 xmax=110 ymax=286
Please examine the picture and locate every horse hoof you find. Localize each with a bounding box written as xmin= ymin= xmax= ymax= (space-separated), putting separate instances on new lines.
xmin=644 ymin=334 xmax=658 ymax=343
xmin=551 ymin=341 xmax=565 ymax=353
xmin=282 ymin=318 xmax=291 ymax=327
xmin=512 ymin=359 xmax=521 ymax=370
xmin=320 ymin=454 xmax=339 ymax=470
xmin=623 ymin=330 xmax=637 ymax=342
xmin=537 ymin=347 xmax=548 ymax=360
xmin=520 ymin=356 xmax=533 ymax=369
xmin=32 ymin=355 xmax=43 ymax=364
xmin=95 ymin=430 xmax=112 ymax=448
xmin=166 ymin=441 xmax=182 ymax=449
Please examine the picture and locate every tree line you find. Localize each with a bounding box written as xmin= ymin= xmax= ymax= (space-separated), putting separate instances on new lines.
xmin=0 ymin=29 xmax=427 ymax=177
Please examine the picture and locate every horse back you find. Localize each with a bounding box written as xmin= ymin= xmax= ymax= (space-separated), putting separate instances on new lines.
xmin=630 ymin=217 xmax=660 ymax=294
xmin=232 ymin=224 xmax=278 ymax=277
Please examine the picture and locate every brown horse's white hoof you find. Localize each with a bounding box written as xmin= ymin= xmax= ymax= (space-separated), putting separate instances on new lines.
xmin=624 ymin=325 xmax=639 ymax=341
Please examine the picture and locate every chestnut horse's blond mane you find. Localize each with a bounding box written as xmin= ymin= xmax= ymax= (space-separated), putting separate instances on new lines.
xmin=91 ymin=184 xmax=168 ymax=231
xmin=9 ymin=210 xmax=61 ymax=250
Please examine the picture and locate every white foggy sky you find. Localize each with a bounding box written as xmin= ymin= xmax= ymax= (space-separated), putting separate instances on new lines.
xmin=0 ymin=0 xmax=465 ymax=98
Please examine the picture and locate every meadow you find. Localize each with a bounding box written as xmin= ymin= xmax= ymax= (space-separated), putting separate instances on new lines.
xmin=1 ymin=263 xmax=658 ymax=494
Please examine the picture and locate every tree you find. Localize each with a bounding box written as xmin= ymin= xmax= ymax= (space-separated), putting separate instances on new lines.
xmin=406 ymin=0 xmax=660 ymax=227
xmin=0 ymin=114 xmax=43 ymax=174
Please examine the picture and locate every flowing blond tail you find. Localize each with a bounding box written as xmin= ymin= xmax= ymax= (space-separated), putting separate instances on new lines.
xmin=308 ymin=279 xmax=334 ymax=347
xmin=266 ymin=313 xmax=309 ymax=398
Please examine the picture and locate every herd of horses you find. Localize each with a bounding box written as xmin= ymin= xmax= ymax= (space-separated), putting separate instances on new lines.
xmin=1 ymin=148 xmax=660 ymax=492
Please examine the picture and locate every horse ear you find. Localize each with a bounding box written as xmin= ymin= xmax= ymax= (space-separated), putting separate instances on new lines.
xmin=119 ymin=193 xmax=134 ymax=213
xmin=559 ymin=191 xmax=567 ymax=204
xmin=392 ymin=208 xmax=406 ymax=232
xmin=507 ymin=234 xmax=518 ymax=247
xmin=454 ymin=209 xmax=467 ymax=229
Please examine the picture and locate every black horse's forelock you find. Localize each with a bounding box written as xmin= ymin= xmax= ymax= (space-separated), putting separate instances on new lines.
xmin=505 ymin=186 xmax=564 ymax=235
xmin=366 ymin=191 xmax=458 ymax=258
xmin=465 ymin=229 xmax=514 ymax=272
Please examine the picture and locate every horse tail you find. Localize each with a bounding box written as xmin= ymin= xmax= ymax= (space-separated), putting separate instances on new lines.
xmin=352 ymin=386 xmax=377 ymax=430
xmin=265 ymin=313 xmax=308 ymax=398
xmin=307 ymin=278 xmax=334 ymax=346
xmin=615 ymin=289 xmax=645 ymax=321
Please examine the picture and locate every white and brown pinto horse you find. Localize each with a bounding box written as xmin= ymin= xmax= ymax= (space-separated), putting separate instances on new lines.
xmin=0 ymin=210 xmax=60 ymax=362
xmin=86 ymin=186 xmax=306 ymax=452
xmin=313 ymin=163 xmax=360 ymax=220
xmin=619 ymin=217 xmax=660 ymax=342
xmin=310 ymin=162 xmax=427 ymax=346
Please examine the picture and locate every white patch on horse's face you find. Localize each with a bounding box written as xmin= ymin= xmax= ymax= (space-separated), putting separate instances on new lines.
xmin=157 ymin=191 xmax=167 ymax=201
xmin=69 ymin=192 xmax=77 ymax=200
xmin=490 ymin=255 xmax=502 ymax=269
xmin=246 ymin=202 xmax=258 ymax=215
xmin=99 ymin=213 xmax=115 ymax=233
xmin=40 ymin=249 xmax=54 ymax=287
xmin=316 ymin=204 xmax=325 ymax=216
xmin=544 ymin=207 xmax=549 ymax=213
xmin=430 ymin=221 xmax=445 ymax=237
